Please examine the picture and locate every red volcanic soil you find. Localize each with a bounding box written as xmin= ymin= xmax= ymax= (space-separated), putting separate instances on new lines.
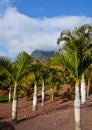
xmin=0 ymin=95 xmax=92 ymax=130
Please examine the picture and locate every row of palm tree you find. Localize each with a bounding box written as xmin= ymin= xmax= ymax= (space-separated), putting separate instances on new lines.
xmin=0 ymin=24 xmax=92 ymax=130
xmin=0 ymin=54 xmax=65 ymax=123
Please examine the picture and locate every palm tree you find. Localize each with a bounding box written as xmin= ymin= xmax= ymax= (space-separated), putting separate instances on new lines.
xmin=7 ymin=76 xmax=12 ymax=102
xmin=56 ymin=26 xmax=92 ymax=130
xmin=31 ymin=60 xmax=42 ymax=111
xmin=0 ymin=51 xmax=32 ymax=123
xmin=40 ymin=62 xmax=50 ymax=106
xmin=47 ymin=66 xmax=61 ymax=101
xmin=76 ymin=24 xmax=92 ymax=104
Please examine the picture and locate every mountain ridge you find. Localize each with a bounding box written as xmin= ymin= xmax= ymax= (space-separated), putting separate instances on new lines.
xmin=31 ymin=49 xmax=55 ymax=61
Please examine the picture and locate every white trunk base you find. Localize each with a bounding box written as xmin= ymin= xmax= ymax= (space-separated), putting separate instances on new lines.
xmin=41 ymin=98 xmax=45 ymax=106
xmin=32 ymin=94 xmax=37 ymax=111
xmin=74 ymin=107 xmax=81 ymax=130
xmin=12 ymin=99 xmax=17 ymax=123
xmin=41 ymin=91 xmax=45 ymax=106
xmin=41 ymin=82 xmax=45 ymax=106
xmin=81 ymin=81 xmax=86 ymax=104
xmin=9 ymin=92 xmax=11 ymax=102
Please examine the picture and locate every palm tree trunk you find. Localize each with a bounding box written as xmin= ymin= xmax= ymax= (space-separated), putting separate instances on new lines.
xmin=50 ymin=88 xmax=54 ymax=101
xmin=12 ymin=83 xmax=18 ymax=124
xmin=41 ymin=81 xmax=45 ymax=106
xmin=81 ymin=73 xmax=86 ymax=104
xmin=32 ymin=83 xmax=38 ymax=111
xmin=74 ymin=80 xmax=82 ymax=130
xmin=52 ymin=92 xmax=54 ymax=101
xmin=9 ymin=86 xmax=11 ymax=102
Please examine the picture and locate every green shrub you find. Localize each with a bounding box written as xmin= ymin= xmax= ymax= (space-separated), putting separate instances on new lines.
xmin=0 ymin=95 xmax=9 ymax=103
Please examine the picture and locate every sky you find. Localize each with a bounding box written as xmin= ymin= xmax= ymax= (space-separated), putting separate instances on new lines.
xmin=0 ymin=0 xmax=92 ymax=60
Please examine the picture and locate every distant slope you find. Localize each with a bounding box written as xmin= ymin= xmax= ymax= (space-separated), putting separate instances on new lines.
xmin=31 ymin=49 xmax=55 ymax=61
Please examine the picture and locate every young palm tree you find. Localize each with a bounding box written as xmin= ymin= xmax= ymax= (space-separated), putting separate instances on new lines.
xmin=56 ymin=26 xmax=92 ymax=130
xmin=48 ymin=67 xmax=61 ymax=101
xmin=8 ymin=76 xmax=12 ymax=102
xmin=40 ymin=62 xmax=50 ymax=106
xmin=31 ymin=60 xmax=42 ymax=111
xmin=0 ymin=51 xmax=32 ymax=123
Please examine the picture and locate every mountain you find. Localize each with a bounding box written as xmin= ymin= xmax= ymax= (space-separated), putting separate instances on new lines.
xmin=31 ymin=49 xmax=55 ymax=61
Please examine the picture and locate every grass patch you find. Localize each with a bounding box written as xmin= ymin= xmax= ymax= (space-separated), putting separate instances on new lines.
xmin=0 ymin=95 xmax=9 ymax=103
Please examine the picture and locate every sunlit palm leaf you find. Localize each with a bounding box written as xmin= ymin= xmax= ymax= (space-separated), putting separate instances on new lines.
xmin=52 ymin=54 xmax=77 ymax=80
xmin=15 ymin=51 xmax=32 ymax=82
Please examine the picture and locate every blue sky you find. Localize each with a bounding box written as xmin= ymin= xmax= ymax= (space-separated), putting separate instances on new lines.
xmin=14 ymin=0 xmax=92 ymax=17
xmin=0 ymin=0 xmax=92 ymax=60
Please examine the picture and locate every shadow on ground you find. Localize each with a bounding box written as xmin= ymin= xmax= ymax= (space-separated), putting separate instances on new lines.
xmin=0 ymin=122 xmax=15 ymax=130
xmin=17 ymin=99 xmax=73 ymax=123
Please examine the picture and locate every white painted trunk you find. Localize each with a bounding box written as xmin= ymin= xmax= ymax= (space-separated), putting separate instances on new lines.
xmin=12 ymin=84 xmax=18 ymax=123
xmin=41 ymin=81 xmax=45 ymax=106
xmin=74 ymin=81 xmax=82 ymax=130
xmin=81 ymin=74 xmax=86 ymax=104
xmin=32 ymin=83 xmax=37 ymax=111
xmin=74 ymin=107 xmax=81 ymax=130
xmin=9 ymin=92 xmax=11 ymax=102
xmin=9 ymin=87 xmax=11 ymax=102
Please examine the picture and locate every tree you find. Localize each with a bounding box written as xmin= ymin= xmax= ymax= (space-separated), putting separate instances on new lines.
xmin=50 ymin=57 xmax=75 ymax=100
xmin=31 ymin=60 xmax=42 ymax=111
xmin=40 ymin=62 xmax=50 ymax=106
xmin=0 ymin=51 xmax=32 ymax=123
xmin=47 ymin=66 xmax=61 ymax=101
xmin=76 ymin=24 xmax=92 ymax=104
xmin=19 ymin=74 xmax=34 ymax=100
xmin=56 ymin=25 xmax=92 ymax=130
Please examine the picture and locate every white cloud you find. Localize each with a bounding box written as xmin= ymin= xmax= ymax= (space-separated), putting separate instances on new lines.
xmin=0 ymin=7 xmax=92 ymax=60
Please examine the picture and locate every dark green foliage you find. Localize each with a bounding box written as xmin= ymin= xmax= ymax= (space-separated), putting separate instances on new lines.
xmin=0 ymin=95 xmax=12 ymax=103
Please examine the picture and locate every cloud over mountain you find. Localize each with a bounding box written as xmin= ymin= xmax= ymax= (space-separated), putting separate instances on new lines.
xmin=0 ymin=6 xmax=92 ymax=59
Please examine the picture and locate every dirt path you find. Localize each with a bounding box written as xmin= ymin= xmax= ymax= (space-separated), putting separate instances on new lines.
xmin=0 ymin=95 xmax=92 ymax=130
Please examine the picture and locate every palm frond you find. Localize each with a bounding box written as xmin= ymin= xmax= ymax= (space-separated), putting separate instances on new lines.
xmin=78 ymin=54 xmax=92 ymax=78
xmin=0 ymin=57 xmax=15 ymax=82
xmin=15 ymin=51 xmax=32 ymax=82
xmin=57 ymin=30 xmax=71 ymax=45
xmin=52 ymin=54 xmax=78 ymax=79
